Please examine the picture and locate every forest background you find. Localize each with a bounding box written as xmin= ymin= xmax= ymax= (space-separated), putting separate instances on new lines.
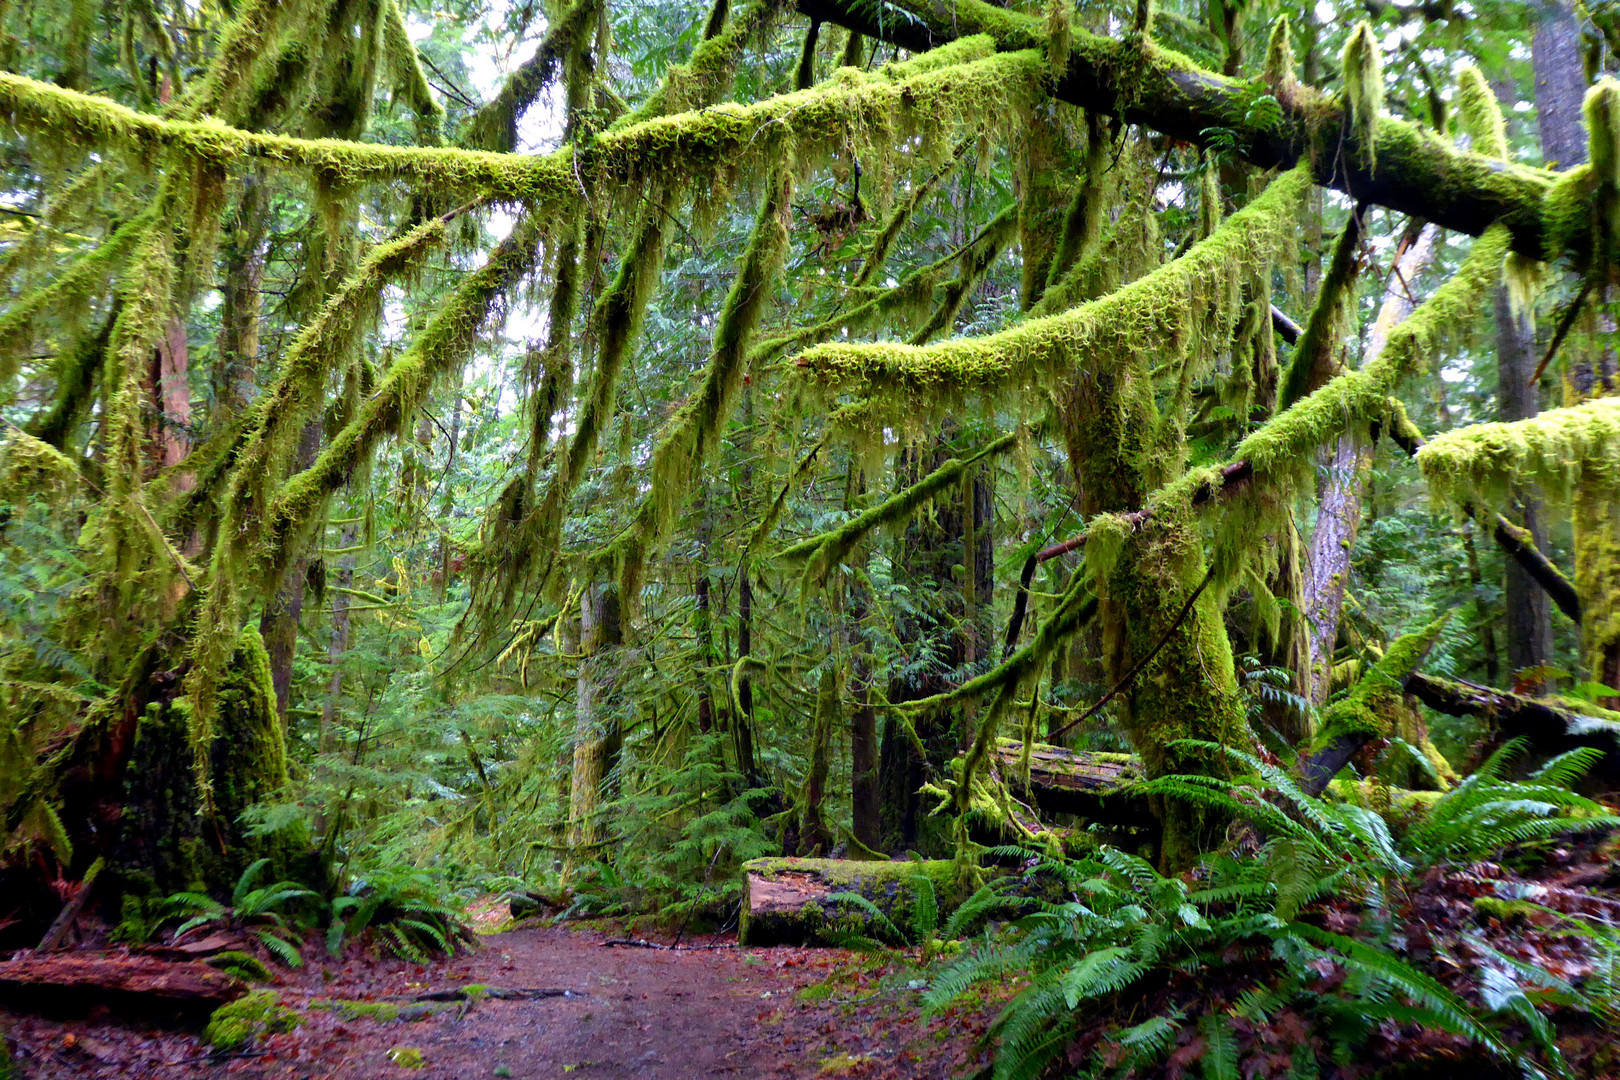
xmin=5 ymin=0 xmax=1620 ymax=1073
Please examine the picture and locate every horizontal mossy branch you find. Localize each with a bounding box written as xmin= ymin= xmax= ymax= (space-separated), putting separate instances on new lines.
xmin=797 ymin=0 xmax=1569 ymax=263
xmin=793 ymin=162 xmax=1310 ymax=399
xmin=1416 ymin=397 xmax=1620 ymax=507
xmin=0 ymin=46 xmax=1040 ymax=220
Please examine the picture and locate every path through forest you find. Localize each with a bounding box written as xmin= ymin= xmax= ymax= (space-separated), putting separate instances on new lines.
xmin=0 ymin=925 xmax=1001 ymax=1079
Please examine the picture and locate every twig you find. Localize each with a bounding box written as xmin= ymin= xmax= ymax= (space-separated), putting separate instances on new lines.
xmin=1531 ymin=279 xmax=1592 ymax=386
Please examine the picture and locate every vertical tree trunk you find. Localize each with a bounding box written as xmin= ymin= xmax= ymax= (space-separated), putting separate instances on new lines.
xmin=259 ymin=419 xmax=322 ymax=724
xmin=877 ymin=435 xmax=992 ymax=855
xmin=320 ymin=523 xmax=358 ymax=753
xmin=1303 ymin=224 xmax=1438 ymax=704
xmin=1494 ymin=288 xmax=1553 ymax=685
xmin=567 ymin=581 xmax=623 ymax=877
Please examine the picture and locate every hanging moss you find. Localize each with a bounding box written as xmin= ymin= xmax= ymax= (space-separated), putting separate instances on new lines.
xmin=1263 ymin=15 xmax=1295 ymax=97
xmin=853 ymin=139 xmax=971 ymax=288
xmin=607 ymin=169 xmax=790 ymax=604
xmin=1340 ymin=22 xmax=1382 ymax=169
xmin=379 ymin=0 xmax=445 ymax=144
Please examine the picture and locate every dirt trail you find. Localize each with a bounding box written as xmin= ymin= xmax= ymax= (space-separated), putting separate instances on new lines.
xmin=0 ymin=926 xmax=998 ymax=1079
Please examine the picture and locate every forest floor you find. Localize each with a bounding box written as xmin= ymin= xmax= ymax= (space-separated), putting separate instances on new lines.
xmin=0 ymin=917 xmax=1007 ymax=1080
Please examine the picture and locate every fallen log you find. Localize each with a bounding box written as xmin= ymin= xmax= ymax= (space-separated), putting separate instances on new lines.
xmin=739 ymin=857 xmax=975 ymax=947
xmin=0 ymin=954 xmax=246 ymax=1015
xmin=990 ymin=739 xmax=1148 ymax=826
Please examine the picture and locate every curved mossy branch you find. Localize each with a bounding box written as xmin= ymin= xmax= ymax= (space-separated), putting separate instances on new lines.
xmin=23 ymin=302 xmax=118 ymax=451
xmin=0 ymin=212 xmax=154 ymax=391
xmin=1301 ymin=613 xmax=1448 ymax=795
xmin=1159 ymin=224 xmax=1511 ymax=521
xmin=1416 ymin=397 xmax=1620 ymax=509
xmin=603 ymin=168 xmax=792 ymax=602
xmin=459 ymin=1 xmax=592 ymax=151
xmin=184 ymin=213 xmax=459 ymax=547
xmin=897 ymin=568 xmax=1098 ymax=717
xmin=905 ymin=205 xmax=1016 ymax=345
xmin=794 ymin=162 xmax=1311 ymax=400
xmin=184 ymin=210 xmax=547 ymax=780
xmin=795 ymin=0 xmax=1571 ymax=265
xmin=775 ymin=431 xmax=1018 ymax=588
xmin=1276 ymin=204 xmax=1363 ymax=410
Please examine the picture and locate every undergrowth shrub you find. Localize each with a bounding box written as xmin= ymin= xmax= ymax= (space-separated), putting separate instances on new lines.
xmin=928 ymin=742 xmax=1620 ymax=1080
xmin=326 ymin=866 xmax=472 ymax=961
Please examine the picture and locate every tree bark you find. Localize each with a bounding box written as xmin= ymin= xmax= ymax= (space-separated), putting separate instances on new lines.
xmin=739 ymin=857 xmax=970 ymax=946
xmin=1304 ymin=224 xmax=1438 ymax=704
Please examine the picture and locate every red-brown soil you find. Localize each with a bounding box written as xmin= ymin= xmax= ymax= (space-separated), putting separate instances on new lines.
xmin=0 ymin=924 xmax=1004 ymax=1079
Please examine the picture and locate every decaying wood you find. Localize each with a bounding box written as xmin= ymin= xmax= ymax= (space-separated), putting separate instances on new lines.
xmin=34 ymin=857 xmax=103 ymax=954
xmin=739 ymin=857 xmax=972 ymax=947
xmin=0 ymin=954 xmax=246 ymax=1012
xmin=991 ymin=741 xmax=1146 ymax=825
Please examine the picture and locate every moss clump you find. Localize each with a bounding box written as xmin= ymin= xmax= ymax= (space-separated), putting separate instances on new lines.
xmin=204 ymin=990 xmax=301 ymax=1051
xmin=1312 ymin=613 xmax=1449 ymax=749
xmin=1456 ymin=62 xmax=1507 ymax=160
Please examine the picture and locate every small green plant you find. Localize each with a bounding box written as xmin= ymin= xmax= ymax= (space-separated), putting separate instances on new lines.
xmin=327 ymin=866 xmax=470 ymax=962
xmin=166 ymin=859 xmax=315 ymax=968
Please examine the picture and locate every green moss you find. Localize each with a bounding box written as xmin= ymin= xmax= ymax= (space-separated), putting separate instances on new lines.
xmin=795 ymin=162 xmax=1311 ymax=403
xmin=205 ymin=990 xmax=301 ymax=1051
xmin=1456 ymin=62 xmax=1507 ymax=160
xmin=1417 ymin=397 xmax=1620 ymax=508
xmin=311 ymin=999 xmax=452 ymax=1022
xmin=1340 ymin=23 xmax=1382 ymax=168
xmin=1278 ymin=208 xmax=1361 ymax=409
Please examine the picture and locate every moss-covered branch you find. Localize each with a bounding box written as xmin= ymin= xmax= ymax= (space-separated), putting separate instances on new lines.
xmin=776 ymin=431 xmax=1018 ymax=586
xmin=797 ymin=0 xmax=1569 ymax=264
xmin=794 ymin=162 xmax=1311 ymax=400
xmin=1416 ymin=397 xmax=1620 ymax=508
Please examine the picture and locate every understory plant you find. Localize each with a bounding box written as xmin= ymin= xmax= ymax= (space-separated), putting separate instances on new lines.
xmin=166 ymin=858 xmax=316 ymax=968
xmin=927 ymin=743 xmax=1620 ymax=1079
xmin=326 ymin=866 xmax=471 ymax=962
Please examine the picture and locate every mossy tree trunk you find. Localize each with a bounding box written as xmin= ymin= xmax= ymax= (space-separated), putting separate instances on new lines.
xmin=110 ymin=625 xmax=312 ymax=904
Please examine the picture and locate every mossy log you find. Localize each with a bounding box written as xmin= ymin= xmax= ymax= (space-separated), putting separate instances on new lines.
xmin=991 ymin=740 xmax=1147 ymax=825
xmin=739 ymin=857 xmax=971 ymax=947
xmin=0 ymin=955 xmax=245 ymax=1014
